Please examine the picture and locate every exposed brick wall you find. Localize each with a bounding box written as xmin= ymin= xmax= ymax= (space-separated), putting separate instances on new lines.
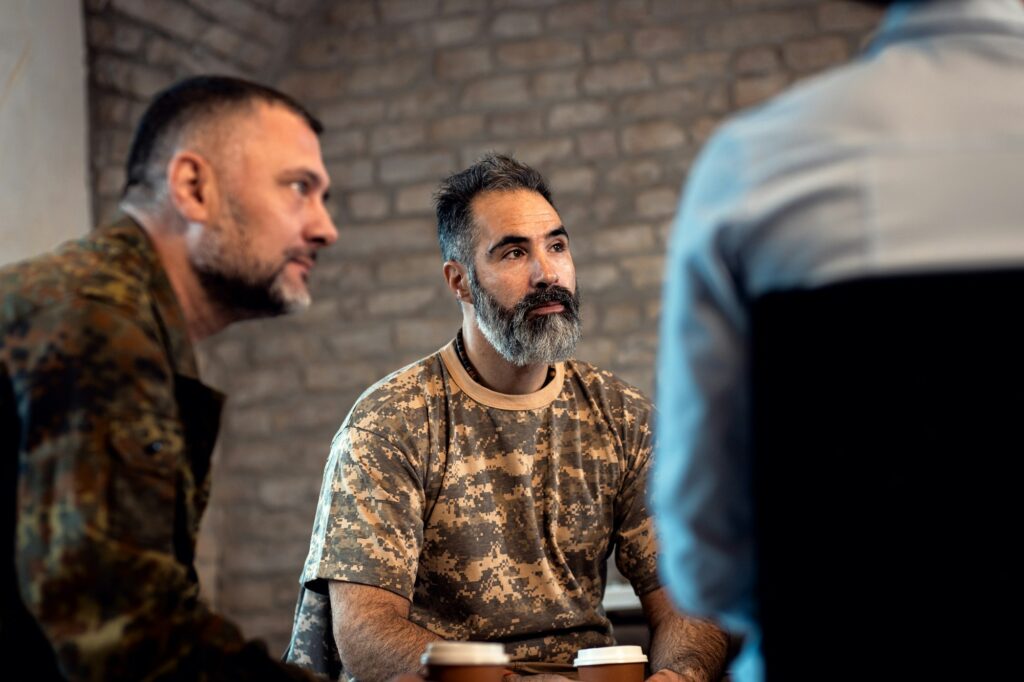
xmin=85 ymin=0 xmax=321 ymax=223
xmin=85 ymin=0 xmax=881 ymax=656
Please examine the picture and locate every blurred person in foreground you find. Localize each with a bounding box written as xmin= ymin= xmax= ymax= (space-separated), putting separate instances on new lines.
xmin=287 ymin=154 xmax=729 ymax=682
xmin=652 ymin=1 xmax=1024 ymax=680
xmin=1 ymin=75 xmax=337 ymax=680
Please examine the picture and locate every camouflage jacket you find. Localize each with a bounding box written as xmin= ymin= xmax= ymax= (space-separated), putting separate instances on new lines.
xmin=287 ymin=342 xmax=659 ymax=679
xmin=0 ymin=217 xmax=314 ymax=681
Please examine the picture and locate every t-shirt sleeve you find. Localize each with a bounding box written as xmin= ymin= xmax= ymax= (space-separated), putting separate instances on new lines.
xmin=612 ymin=398 xmax=661 ymax=597
xmin=301 ymin=423 xmax=427 ymax=600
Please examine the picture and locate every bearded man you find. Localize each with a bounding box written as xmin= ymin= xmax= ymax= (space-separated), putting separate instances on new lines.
xmin=1 ymin=75 xmax=336 ymax=680
xmin=286 ymin=154 xmax=728 ymax=682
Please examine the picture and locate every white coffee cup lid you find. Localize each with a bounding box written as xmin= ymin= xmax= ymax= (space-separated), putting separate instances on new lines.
xmin=573 ymin=645 xmax=648 ymax=667
xmin=420 ymin=641 xmax=511 ymax=666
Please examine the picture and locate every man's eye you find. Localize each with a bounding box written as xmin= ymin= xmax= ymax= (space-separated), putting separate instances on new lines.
xmin=551 ymin=242 xmax=567 ymax=252
xmin=290 ymin=180 xmax=310 ymax=195
xmin=504 ymin=248 xmax=525 ymax=259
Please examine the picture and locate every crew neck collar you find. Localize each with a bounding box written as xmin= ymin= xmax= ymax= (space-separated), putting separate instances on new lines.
xmin=440 ymin=340 xmax=566 ymax=411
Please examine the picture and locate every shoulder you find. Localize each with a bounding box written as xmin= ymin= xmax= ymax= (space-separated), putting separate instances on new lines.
xmin=674 ymin=55 xmax=882 ymax=258
xmin=564 ymin=359 xmax=653 ymax=418
xmin=564 ymin=361 xmax=654 ymax=464
xmin=344 ymin=350 xmax=448 ymax=433
xmin=1 ymin=222 xmax=159 ymax=328
xmin=700 ymin=53 xmax=887 ymax=181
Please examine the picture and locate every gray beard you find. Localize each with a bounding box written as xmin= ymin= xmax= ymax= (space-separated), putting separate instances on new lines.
xmin=469 ymin=272 xmax=582 ymax=367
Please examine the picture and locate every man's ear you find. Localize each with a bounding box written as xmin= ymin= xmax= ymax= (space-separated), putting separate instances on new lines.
xmin=166 ymin=150 xmax=215 ymax=223
xmin=443 ymin=260 xmax=472 ymax=305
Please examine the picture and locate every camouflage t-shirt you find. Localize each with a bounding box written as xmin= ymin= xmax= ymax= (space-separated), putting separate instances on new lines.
xmin=292 ymin=341 xmax=659 ymax=673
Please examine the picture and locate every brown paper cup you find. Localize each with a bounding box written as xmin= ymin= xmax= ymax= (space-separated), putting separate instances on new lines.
xmin=420 ymin=642 xmax=510 ymax=682
xmin=576 ymin=661 xmax=645 ymax=682
xmin=422 ymin=663 xmax=508 ymax=682
xmin=574 ymin=645 xmax=648 ymax=682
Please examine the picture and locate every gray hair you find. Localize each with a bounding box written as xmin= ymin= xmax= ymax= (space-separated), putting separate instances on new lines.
xmin=433 ymin=153 xmax=554 ymax=269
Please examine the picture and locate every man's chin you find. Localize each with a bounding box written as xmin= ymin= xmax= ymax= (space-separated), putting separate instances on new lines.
xmin=275 ymin=283 xmax=312 ymax=315
xmin=497 ymin=330 xmax=580 ymax=366
xmin=282 ymin=297 xmax=311 ymax=315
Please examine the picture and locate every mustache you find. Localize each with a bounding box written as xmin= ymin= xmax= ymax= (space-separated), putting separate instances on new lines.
xmin=283 ymin=247 xmax=318 ymax=263
xmin=515 ymin=285 xmax=579 ymax=317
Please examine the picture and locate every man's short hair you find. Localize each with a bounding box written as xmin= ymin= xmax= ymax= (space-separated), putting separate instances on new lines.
xmin=434 ymin=153 xmax=554 ymax=268
xmin=122 ymin=74 xmax=322 ymax=202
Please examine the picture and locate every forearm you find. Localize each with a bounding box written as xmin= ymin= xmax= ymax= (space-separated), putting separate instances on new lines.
xmin=339 ymin=613 xmax=438 ymax=682
xmin=640 ymin=588 xmax=728 ymax=682
xmin=649 ymin=615 xmax=729 ymax=682
xmin=330 ymin=582 xmax=440 ymax=682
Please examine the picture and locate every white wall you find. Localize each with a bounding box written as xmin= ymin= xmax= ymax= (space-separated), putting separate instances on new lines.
xmin=0 ymin=0 xmax=90 ymax=266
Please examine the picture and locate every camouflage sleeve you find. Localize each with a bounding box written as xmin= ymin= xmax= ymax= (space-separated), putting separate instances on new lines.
xmin=11 ymin=299 xmax=313 ymax=681
xmin=304 ymin=423 xmax=426 ymax=600
xmin=612 ymin=401 xmax=662 ymax=597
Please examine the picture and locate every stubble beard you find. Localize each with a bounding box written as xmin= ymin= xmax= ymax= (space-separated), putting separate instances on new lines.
xmin=468 ymin=269 xmax=582 ymax=367
xmin=190 ymin=197 xmax=311 ymax=319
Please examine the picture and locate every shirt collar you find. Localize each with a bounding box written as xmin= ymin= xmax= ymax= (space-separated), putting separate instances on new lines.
xmin=440 ymin=340 xmax=566 ymax=411
xmin=870 ymin=0 xmax=1024 ymax=52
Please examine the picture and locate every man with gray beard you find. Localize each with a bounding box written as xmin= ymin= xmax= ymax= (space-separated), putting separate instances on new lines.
xmin=286 ymin=154 xmax=728 ymax=682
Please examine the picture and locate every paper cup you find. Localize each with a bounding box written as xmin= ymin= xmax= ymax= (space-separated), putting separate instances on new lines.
xmin=573 ymin=645 xmax=648 ymax=682
xmin=420 ymin=641 xmax=510 ymax=682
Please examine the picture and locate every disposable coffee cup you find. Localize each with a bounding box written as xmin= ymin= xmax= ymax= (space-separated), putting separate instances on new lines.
xmin=420 ymin=641 xmax=511 ymax=682
xmin=573 ymin=645 xmax=648 ymax=682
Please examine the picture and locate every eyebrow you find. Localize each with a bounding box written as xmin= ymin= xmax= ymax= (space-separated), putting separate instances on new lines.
xmin=487 ymin=226 xmax=569 ymax=255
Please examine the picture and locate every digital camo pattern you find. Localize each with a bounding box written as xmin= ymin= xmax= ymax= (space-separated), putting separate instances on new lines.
xmin=1 ymin=217 xmax=314 ymax=681
xmin=290 ymin=344 xmax=659 ymax=679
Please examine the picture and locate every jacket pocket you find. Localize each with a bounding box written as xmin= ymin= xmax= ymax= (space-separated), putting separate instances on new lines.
xmin=107 ymin=414 xmax=184 ymax=552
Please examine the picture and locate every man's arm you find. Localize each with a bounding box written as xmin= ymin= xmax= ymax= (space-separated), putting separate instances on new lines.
xmin=329 ymin=581 xmax=441 ymax=682
xmin=328 ymin=583 xmax=576 ymax=682
xmin=12 ymin=301 xmax=312 ymax=680
xmin=641 ymin=588 xmax=729 ymax=682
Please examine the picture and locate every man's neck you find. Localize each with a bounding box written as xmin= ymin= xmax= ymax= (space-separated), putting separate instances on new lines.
xmin=126 ymin=206 xmax=232 ymax=343
xmin=460 ymin=319 xmax=551 ymax=395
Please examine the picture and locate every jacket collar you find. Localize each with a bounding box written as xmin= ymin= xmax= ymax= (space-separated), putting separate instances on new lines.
xmin=98 ymin=214 xmax=200 ymax=381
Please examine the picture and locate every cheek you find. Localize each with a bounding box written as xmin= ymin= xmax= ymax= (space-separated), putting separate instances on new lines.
xmin=559 ymin=260 xmax=577 ymax=289
xmin=480 ymin=272 xmax=524 ymax=307
xmin=250 ymin=219 xmax=291 ymax=254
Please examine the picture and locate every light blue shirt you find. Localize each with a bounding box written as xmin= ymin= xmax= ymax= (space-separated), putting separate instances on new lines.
xmin=652 ymin=1 xmax=1024 ymax=679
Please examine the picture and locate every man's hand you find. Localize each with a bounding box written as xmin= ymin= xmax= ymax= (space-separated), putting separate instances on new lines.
xmin=647 ymin=670 xmax=687 ymax=682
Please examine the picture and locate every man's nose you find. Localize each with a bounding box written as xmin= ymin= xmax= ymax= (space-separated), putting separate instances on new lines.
xmin=308 ymin=200 xmax=338 ymax=247
xmin=531 ymin=252 xmax=559 ymax=289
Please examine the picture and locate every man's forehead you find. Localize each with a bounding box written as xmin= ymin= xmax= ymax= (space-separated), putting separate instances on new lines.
xmin=472 ymin=190 xmax=561 ymax=232
xmin=497 ymin=208 xmax=559 ymax=227
xmin=234 ymin=103 xmax=326 ymax=170
xmin=247 ymin=102 xmax=319 ymax=143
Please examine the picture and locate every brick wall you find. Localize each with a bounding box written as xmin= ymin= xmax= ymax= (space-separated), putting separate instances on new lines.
xmin=85 ymin=0 xmax=881 ymax=656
